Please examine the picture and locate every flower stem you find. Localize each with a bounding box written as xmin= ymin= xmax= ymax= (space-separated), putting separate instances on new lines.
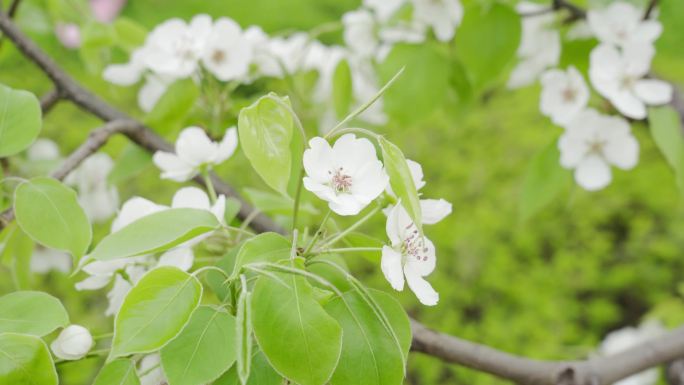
xmin=317 ymin=206 xmax=380 ymax=251
xmin=202 ymin=170 xmax=218 ymax=203
xmin=316 ymin=247 xmax=382 ymax=254
xmin=302 ymin=209 xmax=332 ymax=256
xmin=291 ymin=168 xmax=305 ymax=231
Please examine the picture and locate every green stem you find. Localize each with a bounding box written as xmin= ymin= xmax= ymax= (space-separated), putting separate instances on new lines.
xmin=202 ymin=170 xmax=218 ymax=203
xmin=315 ymin=247 xmax=382 ymax=254
xmin=317 ymin=206 xmax=380 ymax=251
xmin=302 ymin=209 xmax=332 ymax=256
xmin=192 ymin=265 xmax=230 ymax=280
xmin=291 ymin=168 xmax=306 ymax=231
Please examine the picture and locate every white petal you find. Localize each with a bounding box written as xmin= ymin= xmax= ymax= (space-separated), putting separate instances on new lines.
xmin=634 ymin=79 xmax=673 ymax=105
xmin=112 ymin=197 xmax=167 ymax=231
xmin=303 ymin=137 xmax=335 ymax=184
xmin=157 ymin=248 xmax=194 ymax=271
xmin=333 ymin=134 xmax=379 ymax=174
xmin=404 ymin=267 xmax=439 ymax=306
xmin=406 ymin=159 xmax=426 ymax=190
xmin=172 ymin=186 xmax=211 ymax=210
xmin=175 ymin=127 xmax=219 ymax=166
xmin=350 ymin=161 xmax=389 ymax=204
xmin=211 ymin=195 xmax=226 ymax=224
xmin=404 ymin=237 xmax=437 ymax=277
xmin=137 ymin=74 xmax=171 ymax=113
xmin=75 ymin=275 xmax=111 ymax=291
xmin=420 ymin=199 xmax=452 ymax=225
xmin=216 ymin=127 xmax=238 ymax=164
xmin=610 ymin=89 xmax=647 ymax=120
xmin=603 ymin=119 xmax=639 ymax=170
xmin=381 ymin=246 xmax=405 ymax=291
xmin=152 ymin=152 xmax=196 ymax=182
xmin=105 ymin=275 xmax=132 ymax=316
xmin=51 ymin=325 xmax=93 ymax=360
xmin=575 ymin=155 xmax=612 ymax=191
xmin=30 ymin=248 xmax=71 ymax=274
xmin=328 ymin=194 xmax=366 ymax=216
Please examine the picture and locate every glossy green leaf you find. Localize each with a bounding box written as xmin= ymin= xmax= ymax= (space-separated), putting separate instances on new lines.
xmin=238 ymin=93 xmax=294 ymax=193
xmin=110 ymin=267 xmax=202 ymax=359
xmin=454 ymin=3 xmax=521 ymax=89
xmin=519 ymin=138 xmax=572 ymax=221
xmin=14 ymin=177 xmax=91 ymax=259
xmin=379 ymin=137 xmax=422 ymax=231
xmin=215 ymin=351 xmax=281 ymax=385
xmin=0 ymin=83 xmax=42 ymax=157
xmin=93 ymin=359 xmax=140 ymax=385
xmin=230 ymin=232 xmax=291 ymax=278
xmin=2 ymin=227 xmax=34 ymax=289
xmin=0 ymin=333 xmax=57 ymax=385
xmin=649 ymin=106 xmax=684 ymax=194
xmin=236 ymin=280 xmax=253 ymax=385
xmin=332 ymin=59 xmax=353 ymax=119
xmin=91 ymin=208 xmax=219 ymax=261
xmin=0 ymin=291 xmax=69 ymax=336
xmin=144 ymin=79 xmax=199 ymax=133
xmin=161 ymin=306 xmax=236 ymax=385
xmin=324 ymin=289 xmax=411 ymax=385
xmin=378 ymin=43 xmax=450 ymax=123
xmin=252 ymin=273 xmax=342 ymax=385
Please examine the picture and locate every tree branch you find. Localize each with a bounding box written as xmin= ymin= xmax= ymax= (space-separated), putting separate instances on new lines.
xmin=40 ymin=88 xmax=61 ymax=114
xmin=1 ymin=7 xmax=684 ymax=385
xmin=0 ymin=10 xmax=283 ymax=235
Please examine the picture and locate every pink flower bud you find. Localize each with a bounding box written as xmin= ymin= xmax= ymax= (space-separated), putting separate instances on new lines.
xmin=90 ymin=0 xmax=127 ymax=23
xmin=55 ymin=23 xmax=81 ymax=49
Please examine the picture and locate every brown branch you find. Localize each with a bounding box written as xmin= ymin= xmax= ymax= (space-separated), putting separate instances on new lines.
xmin=643 ymin=0 xmax=658 ymax=20
xmin=0 ymin=10 xmax=283 ymax=235
xmin=552 ymin=0 xmax=586 ymax=22
xmin=667 ymin=359 xmax=684 ymax=385
xmin=40 ymin=88 xmax=61 ymax=114
xmin=2 ymin=7 xmax=684 ymax=385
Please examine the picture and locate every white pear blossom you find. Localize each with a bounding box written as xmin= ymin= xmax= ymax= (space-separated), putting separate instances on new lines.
xmin=589 ymin=43 xmax=672 ymax=120
xmin=599 ymin=321 xmax=665 ymax=385
xmin=103 ymin=48 xmax=148 ymax=87
xmin=153 ymin=126 xmax=238 ymax=182
xmin=50 ymin=325 xmax=93 ymax=360
xmin=243 ymin=26 xmax=283 ymax=80
xmin=381 ymin=203 xmax=439 ymax=306
xmin=303 ymin=134 xmax=388 ymax=216
xmin=587 ymin=2 xmax=662 ymax=49
xmin=30 ymin=248 xmax=71 ymax=274
xmin=139 ymin=354 xmax=167 ymax=385
xmin=27 ymin=139 xmax=60 ymax=161
xmin=364 ymin=0 xmax=406 ymax=22
xmin=343 ymin=9 xmax=379 ymax=57
xmin=558 ymin=109 xmax=639 ymax=191
xmin=267 ymin=33 xmax=313 ymax=75
xmin=385 ymin=159 xmax=452 ymax=225
xmin=411 ymin=0 xmax=463 ymax=42
xmin=143 ymin=14 xmax=212 ymax=78
xmin=202 ymin=18 xmax=252 ymax=82
xmin=539 ymin=66 xmax=590 ymax=126
xmin=508 ymin=2 xmax=560 ymax=89
xmin=137 ymin=73 xmax=176 ymax=113
xmin=171 ymin=186 xmax=226 ymax=227
xmin=65 ymin=153 xmax=119 ymax=223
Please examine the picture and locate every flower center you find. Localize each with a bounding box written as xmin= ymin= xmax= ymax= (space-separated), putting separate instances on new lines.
xmin=173 ymin=35 xmax=196 ymax=61
xmin=401 ymin=222 xmax=429 ymax=262
xmin=620 ymin=75 xmax=636 ymax=91
xmin=586 ymin=138 xmax=607 ymax=156
xmin=562 ymin=87 xmax=578 ymax=103
xmin=212 ymin=49 xmax=226 ymax=65
xmin=329 ymin=167 xmax=353 ymax=193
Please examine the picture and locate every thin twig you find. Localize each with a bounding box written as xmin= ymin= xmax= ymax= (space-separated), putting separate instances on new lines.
xmin=643 ymin=0 xmax=658 ymax=20
xmin=40 ymin=88 xmax=61 ymax=114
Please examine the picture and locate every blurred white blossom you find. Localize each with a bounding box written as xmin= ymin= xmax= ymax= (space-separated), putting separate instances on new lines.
xmin=587 ymin=2 xmax=662 ymax=49
xmin=411 ymin=0 xmax=463 ymax=42
xmin=540 ymin=66 xmax=589 ymax=126
xmin=202 ymin=18 xmax=252 ymax=81
xmin=558 ymin=109 xmax=638 ymax=191
xmin=139 ymin=354 xmax=167 ymax=385
xmin=51 ymin=325 xmax=93 ymax=360
xmin=30 ymin=248 xmax=71 ymax=274
xmin=66 ymin=153 xmax=119 ymax=223
xmin=27 ymin=138 xmax=60 ymax=161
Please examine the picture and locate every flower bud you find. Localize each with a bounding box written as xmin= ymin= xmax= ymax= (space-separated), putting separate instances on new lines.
xmin=50 ymin=325 xmax=93 ymax=360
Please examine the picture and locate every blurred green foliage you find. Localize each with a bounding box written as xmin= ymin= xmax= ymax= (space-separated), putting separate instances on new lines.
xmin=1 ymin=0 xmax=684 ymax=384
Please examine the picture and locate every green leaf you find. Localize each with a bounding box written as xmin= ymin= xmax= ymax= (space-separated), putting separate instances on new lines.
xmin=224 ymin=197 xmax=242 ymax=225
xmin=238 ymin=93 xmax=294 ymax=193
xmin=0 ymin=84 xmax=42 ymax=157
xmin=244 ymin=188 xmax=318 ymax=216
xmin=144 ymin=79 xmax=199 ymax=133
xmin=454 ymin=3 xmax=521 ymax=90
xmin=378 ymin=43 xmax=450 ymax=123
xmin=215 ymin=351 xmax=281 ymax=385
xmin=649 ymin=106 xmax=684 ymax=193
xmin=93 ymin=359 xmax=140 ymax=385
xmin=110 ymin=267 xmax=202 ymax=359
xmin=91 ymin=208 xmax=219 ymax=261
xmin=230 ymin=232 xmax=291 ymax=278
xmin=252 ymin=273 xmax=342 ymax=385
xmin=1 ymin=227 xmax=34 ymax=289
xmin=113 ymin=17 xmax=147 ymax=52
xmin=14 ymin=177 xmax=91 ymax=259
xmin=0 ymin=333 xmax=57 ymax=385
xmin=518 ymin=138 xmax=572 ymax=221
xmin=108 ymin=144 xmax=152 ymax=185
xmin=236 ymin=280 xmax=253 ymax=385
xmin=0 ymin=291 xmax=69 ymax=336
xmin=323 ymin=289 xmax=411 ymax=385
xmin=332 ymin=59 xmax=353 ymax=119
xmin=161 ymin=306 xmax=236 ymax=385
xmin=378 ymin=137 xmax=422 ymax=231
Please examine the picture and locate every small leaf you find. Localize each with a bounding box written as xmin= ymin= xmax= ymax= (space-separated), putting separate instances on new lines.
xmin=91 ymin=208 xmax=219 ymax=261
xmin=93 ymin=359 xmax=140 ymax=385
xmin=649 ymin=106 xmax=684 ymax=194
xmin=0 ymin=291 xmax=69 ymax=336
xmin=224 ymin=197 xmax=242 ymax=225
xmin=14 ymin=177 xmax=91 ymax=259
xmin=110 ymin=267 xmax=202 ymax=359
xmin=332 ymin=59 xmax=353 ymax=119
xmin=323 ymin=289 xmax=412 ymax=385
xmin=215 ymin=351 xmax=281 ymax=385
xmin=252 ymin=273 xmax=342 ymax=385
xmin=378 ymin=137 xmax=422 ymax=231
xmin=113 ymin=17 xmax=147 ymax=52
xmin=161 ymin=306 xmax=237 ymax=385
xmin=0 ymin=83 xmax=42 ymax=157
xmin=230 ymin=232 xmax=291 ymax=278
xmin=144 ymin=79 xmax=199 ymax=134
xmin=454 ymin=3 xmax=522 ymax=90
xmin=519 ymin=138 xmax=572 ymax=221
xmin=0 ymin=333 xmax=58 ymax=385
xmin=236 ymin=280 xmax=253 ymax=385
xmin=1 ymin=227 xmax=34 ymax=289
xmin=238 ymin=93 xmax=294 ymax=193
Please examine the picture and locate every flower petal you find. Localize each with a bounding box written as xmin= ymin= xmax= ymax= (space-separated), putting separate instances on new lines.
xmin=381 ymin=246 xmax=405 ymax=291
xmin=575 ymin=154 xmax=612 ymax=191
xmin=172 ymin=186 xmax=211 ymax=210
xmin=634 ymin=79 xmax=673 ymax=105
xmin=420 ymin=199 xmax=452 ymax=225
xmin=216 ymin=127 xmax=239 ymax=164
xmin=175 ymin=127 xmax=219 ymax=166
xmin=158 ymin=248 xmax=194 ymax=271
xmin=404 ymin=267 xmax=439 ymax=306
xmin=152 ymin=152 xmax=196 ymax=182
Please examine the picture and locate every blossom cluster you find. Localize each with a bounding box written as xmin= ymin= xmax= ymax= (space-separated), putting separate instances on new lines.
xmin=511 ymin=1 xmax=672 ymax=191
xmin=302 ymin=134 xmax=452 ymax=305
